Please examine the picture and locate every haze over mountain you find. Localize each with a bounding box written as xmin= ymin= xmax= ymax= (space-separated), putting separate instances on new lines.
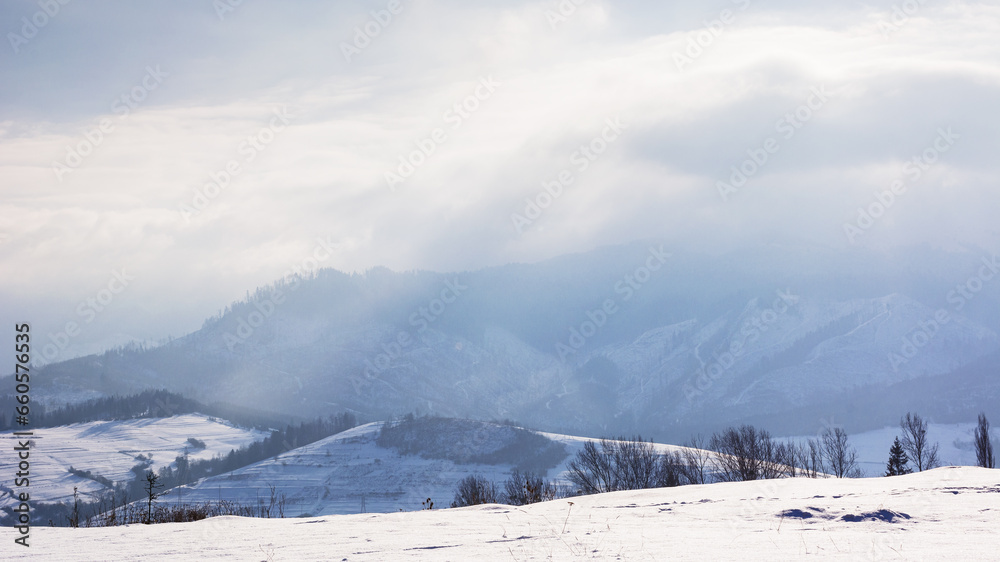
xmin=3 ymin=1 xmax=1000 ymax=375
xmin=25 ymin=241 xmax=1000 ymax=441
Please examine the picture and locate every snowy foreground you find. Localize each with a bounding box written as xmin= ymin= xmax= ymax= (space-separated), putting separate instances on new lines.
xmin=5 ymin=467 xmax=998 ymax=561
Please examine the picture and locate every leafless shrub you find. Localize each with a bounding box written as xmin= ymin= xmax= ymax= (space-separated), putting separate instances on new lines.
xmin=709 ymin=425 xmax=789 ymax=482
xmin=567 ymin=436 xmax=681 ymax=495
xmin=451 ymin=475 xmax=499 ymax=507
xmin=503 ymin=470 xmax=558 ymax=505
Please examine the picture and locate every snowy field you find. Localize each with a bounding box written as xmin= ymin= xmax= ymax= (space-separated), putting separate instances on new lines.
xmin=4 ymin=466 xmax=998 ymax=560
xmin=0 ymin=415 xmax=267 ymax=509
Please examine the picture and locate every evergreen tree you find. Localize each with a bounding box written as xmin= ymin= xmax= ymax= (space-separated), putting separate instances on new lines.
xmin=885 ymin=437 xmax=911 ymax=476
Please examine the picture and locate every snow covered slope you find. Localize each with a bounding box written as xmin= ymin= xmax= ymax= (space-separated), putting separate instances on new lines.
xmin=0 ymin=415 xmax=267 ymax=511
xmin=172 ymin=421 xmax=693 ymax=517
xmin=6 ymin=466 xmax=999 ymax=560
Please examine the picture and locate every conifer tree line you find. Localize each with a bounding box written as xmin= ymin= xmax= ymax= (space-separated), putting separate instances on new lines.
xmin=0 ymin=389 xmax=293 ymax=430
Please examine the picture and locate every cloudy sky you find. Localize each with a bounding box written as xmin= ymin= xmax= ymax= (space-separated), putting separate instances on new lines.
xmin=1 ymin=0 xmax=999 ymax=364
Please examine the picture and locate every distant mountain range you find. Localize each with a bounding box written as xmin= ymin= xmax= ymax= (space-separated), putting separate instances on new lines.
xmin=22 ymin=241 xmax=1000 ymax=441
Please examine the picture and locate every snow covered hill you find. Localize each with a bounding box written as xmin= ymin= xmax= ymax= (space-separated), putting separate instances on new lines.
xmin=6 ymin=466 xmax=999 ymax=560
xmin=0 ymin=416 xmax=694 ymax=521
xmin=172 ymin=420 xmax=692 ymax=517
xmin=0 ymin=415 xmax=267 ymax=514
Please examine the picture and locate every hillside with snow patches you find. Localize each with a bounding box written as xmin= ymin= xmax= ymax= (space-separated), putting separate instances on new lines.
xmin=5 ymin=467 xmax=999 ymax=560
xmin=5 ymin=411 xmax=995 ymax=524
xmin=0 ymin=415 xmax=267 ymax=517
xmin=154 ymin=420 xmax=697 ymax=517
xmin=169 ymin=420 xmax=1000 ymax=518
xmin=0 ymin=415 xmax=693 ymax=521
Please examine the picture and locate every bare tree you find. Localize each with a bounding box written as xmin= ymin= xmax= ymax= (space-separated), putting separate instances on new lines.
xmin=450 ymin=475 xmax=499 ymax=507
xmin=709 ymin=425 xmax=787 ymax=482
xmin=567 ymin=440 xmax=616 ymax=494
xmin=710 ymin=425 xmax=760 ymax=482
xmin=657 ymin=451 xmax=684 ymax=488
xmin=143 ymin=471 xmax=164 ymax=524
xmin=900 ymin=413 xmax=940 ymax=471
xmin=614 ymin=436 xmax=663 ymax=490
xmin=820 ymin=428 xmax=861 ymax=478
xmin=792 ymin=439 xmax=824 ymax=478
xmin=678 ymin=435 xmax=713 ymax=485
xmin=567 ymin=436 xmax=680 ymax=494
xmin=503 ymin=470 xmax=555 ymax=506
xmin=774 ymin=441 xmax=797 ymax=477
xmin=974 ymin=413 xmax=995 ymax=469
xmin=807 ymin=438 xmax=825 ymax=477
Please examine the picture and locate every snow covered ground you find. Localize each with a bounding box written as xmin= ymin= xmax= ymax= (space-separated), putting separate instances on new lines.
xmin=5 ymin=466 xmax=998 ymax=560
xmin=0 ymin=414 xmax=267 ymax=510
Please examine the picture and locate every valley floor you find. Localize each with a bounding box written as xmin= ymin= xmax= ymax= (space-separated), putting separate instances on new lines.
xmin=4 ymin=466 xmax=998 ymax=561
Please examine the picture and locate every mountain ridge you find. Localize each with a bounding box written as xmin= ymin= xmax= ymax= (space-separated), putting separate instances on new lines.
xmin=18 ymin=241 xmax=1000 ymax=441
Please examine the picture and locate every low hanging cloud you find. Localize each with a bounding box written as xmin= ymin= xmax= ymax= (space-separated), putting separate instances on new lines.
xmin=1 ymin=0 xmax=998 ymax=362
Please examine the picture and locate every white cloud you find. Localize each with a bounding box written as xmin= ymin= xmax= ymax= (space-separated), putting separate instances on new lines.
xmin=1 ymin=0 xmax=998 ymax=360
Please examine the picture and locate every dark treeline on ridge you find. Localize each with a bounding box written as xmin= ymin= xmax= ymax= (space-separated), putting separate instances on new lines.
xmin=0 ymin=389 xmax=296 ymax=430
